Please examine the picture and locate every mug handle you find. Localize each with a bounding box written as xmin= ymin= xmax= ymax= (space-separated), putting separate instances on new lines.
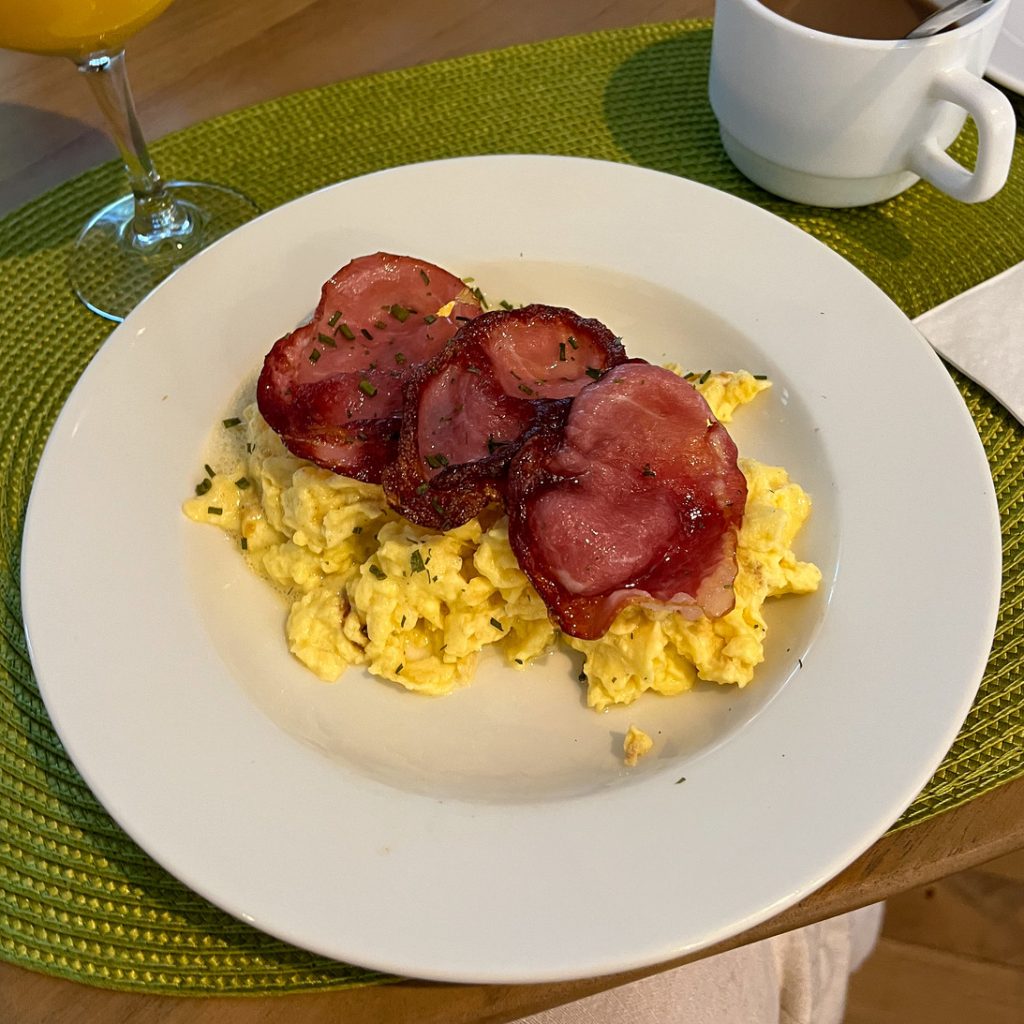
xmin=908 ymin=67 xmax=1015 ymax=203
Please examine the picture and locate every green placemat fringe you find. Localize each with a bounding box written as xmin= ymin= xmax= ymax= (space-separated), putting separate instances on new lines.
xmin=2 ymin=19 xmax=1023 ymax=994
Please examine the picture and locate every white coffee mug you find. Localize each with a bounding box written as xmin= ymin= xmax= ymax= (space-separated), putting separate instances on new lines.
xmin=709 ymin=0 xmax=1016 ymax=206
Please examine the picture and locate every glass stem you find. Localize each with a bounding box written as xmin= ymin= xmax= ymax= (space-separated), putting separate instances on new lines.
xmin=76 ymin=51 xmax=190 ymax=243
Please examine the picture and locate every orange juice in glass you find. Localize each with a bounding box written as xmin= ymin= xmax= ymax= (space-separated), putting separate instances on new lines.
xmin=0 ymin=0 xmax=175 ymax=57
xmin=0 ymin=0 xmax=256 ymax=320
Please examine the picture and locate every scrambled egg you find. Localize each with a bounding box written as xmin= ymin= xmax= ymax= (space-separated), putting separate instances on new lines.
xmin=183 ymin=370 xmax=820 ymax=709
xmin=623 ymin=725 xmax=654 ymax=767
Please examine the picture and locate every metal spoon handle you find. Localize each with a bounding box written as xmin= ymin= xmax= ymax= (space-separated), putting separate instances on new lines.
xmin=905 ymin=0 xmax=991 ymax=39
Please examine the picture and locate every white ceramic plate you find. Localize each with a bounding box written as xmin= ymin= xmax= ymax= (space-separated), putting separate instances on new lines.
xmin=22 ymin=155 xmax=1000 ymax=983
xmin=989 ymin=0 xmax=1024 ymax=93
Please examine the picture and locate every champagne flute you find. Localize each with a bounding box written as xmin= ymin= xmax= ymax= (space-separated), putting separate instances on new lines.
xmin=0 ymin=0 xmax=258 ymax=322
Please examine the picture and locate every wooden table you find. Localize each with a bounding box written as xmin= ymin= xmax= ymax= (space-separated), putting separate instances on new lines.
xmin=2 ymin=2 xmax=1022 ymax=1021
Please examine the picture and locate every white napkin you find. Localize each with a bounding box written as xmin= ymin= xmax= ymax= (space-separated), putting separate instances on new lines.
xmin=515 ymin=904 xmax=885 ymax=1024
xmin=913 ymin=261 xmax=1024 ymax=425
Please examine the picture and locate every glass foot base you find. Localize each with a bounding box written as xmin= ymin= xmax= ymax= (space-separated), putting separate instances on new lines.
xmin=70 ymin=181 xmax=259 ymax=322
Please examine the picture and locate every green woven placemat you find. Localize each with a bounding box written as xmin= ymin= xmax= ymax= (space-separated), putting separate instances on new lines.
xmin=2 ymin=19 xmax=1023 ymax=995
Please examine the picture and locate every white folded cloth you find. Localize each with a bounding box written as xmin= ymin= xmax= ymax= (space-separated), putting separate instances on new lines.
xmin=514 ymin=903 xmax=884 ymax=1024
xmin=914 ymin=261 xmax=1024 ymax=426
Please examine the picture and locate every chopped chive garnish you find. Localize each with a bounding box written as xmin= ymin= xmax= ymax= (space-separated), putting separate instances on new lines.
xmin=374 ymin=320 xmax=387 ymax=330
xmin=240 ymin=537 xmax=248 ymax=550
xmin=416 ymin=482 xmax=429 ymax=495
xmin=368 ymin=564 xmax=386 ymax=580
xmin=222 ymin=417 xmax=242 ymax=428
xmin=499 ymin=299 xmax=513 ymax=310
xmin=753 ymin=373 xmax=768 ymax=380
xmin=395 ymin=352 xmax=407 ymax=364
xmin=518 ymin=383 xmax=535 ymax=396
xmin=361 ymin=328 xmax=373 ymax=341
xmin=352 ymin=525 xmax=363 ymax=534
xmin=515 ymin=658 xmax=524 ymax=665
xmin=390 ymin=304 xmax=410 ymax=322
xmin=401 ymin=615 xmax=406 ymax=627
xmin=431 ymin=498 xmax=445 ymax=517
xmin=455 ymin=315 xmax=472 ymax=322
xmin=410 ymin=549 xmax=426 ymax=574
xmin=423 ymin=314 xmax=437 ymax=325
xmin=204 ymin=463 xmax=215 ymax=478
xmin=471 ymin=285 xmax=486 ymax=306
xmin=425 ymin=453 xmax=449 ymax=469
xmin=195 ymin=478 xmax=212 ymax=496
xmin=567 ymin=336 xmax=579 ymax=350
xmin=642 ymin=464 xmax=656 ymax=478
xmin=337 ymin=323 xmax=356 ymax=341
xmin=683 ymin=371 xmax=696 ymax=380
xmin=327 ymin=311 xmax=342 ymax=327
xmin=419 ymin=269 xmax=430 ymax=286
xmin=699 ymin=369 xmax=711 ymax=384
xmin=317 ymin=332 xmax=337 ymax=348
xmin=235 ymin=477 xmax=251 ymax=489
xmin=490 ymin=618 xmax=503 ymax=631
xmin=466 ymin=365 xmax=481 ymax=374
xmin=207 ymin=506 xmax=223 ymax=516
xmin=558 ymin=342 xmax=567 ymax=361
xmin=585 ymin=367 xmax=602 ymax=380
xmin=395 ymin=663 xmax=403 ymax=674
xmin=309 ymin=349 xmax=321 ymax=363
xmin=359 ymin=379 xmax=378 ymax=397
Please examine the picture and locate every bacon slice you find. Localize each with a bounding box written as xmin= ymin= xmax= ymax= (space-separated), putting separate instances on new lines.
xmin=382 ymin=305 xmax=627 ymax=529
xmin=257 ymin=253 xmax=480 ymax=482
xmin=506 ymin=362 xmax=747 ymax=640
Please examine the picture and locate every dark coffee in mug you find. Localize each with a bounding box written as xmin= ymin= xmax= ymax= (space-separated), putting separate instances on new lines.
xmin=760 ymin=0 xmax=943 ymax=40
